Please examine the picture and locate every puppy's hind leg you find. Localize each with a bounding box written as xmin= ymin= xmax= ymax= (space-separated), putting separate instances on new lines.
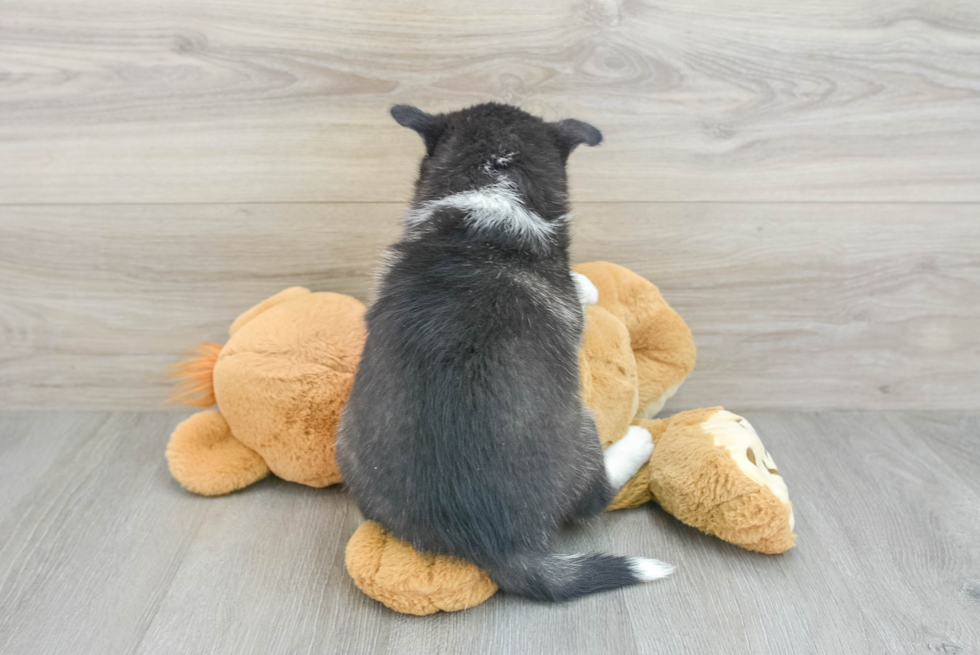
xmin=565 ymin=413 xmax=614 ymax=522
xmin=566 ymin=421 xmax=674 ymax=579
xmin=604 ymin=426 xmax=654 ymax=491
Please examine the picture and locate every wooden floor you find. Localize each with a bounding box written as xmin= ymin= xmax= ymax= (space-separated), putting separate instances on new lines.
xmin=1 ymin=410 xmax=978 ymax=654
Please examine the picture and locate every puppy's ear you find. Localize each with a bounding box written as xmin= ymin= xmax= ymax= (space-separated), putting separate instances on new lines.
xmin=552 ymin=118 xmax=603 ymax=159
xmin=390 ymin=105 xmax=448 ymax=157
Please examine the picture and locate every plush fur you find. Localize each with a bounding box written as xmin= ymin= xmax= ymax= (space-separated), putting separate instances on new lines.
xmin=166 ymin=287 xmax=367 ymax=494
xmin=336 ymin=103 xmax=667 ymax=602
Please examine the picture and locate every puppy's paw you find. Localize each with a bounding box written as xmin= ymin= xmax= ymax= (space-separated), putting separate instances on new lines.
xmin=570 ymin=271 xmax=599 ymax=306
xmin=622 ymin=425 xmax=655 ymax=461
xmin=604 ymin=426 xmax=655 ymax=490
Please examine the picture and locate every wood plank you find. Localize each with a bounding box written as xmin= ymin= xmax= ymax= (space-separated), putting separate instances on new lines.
xmin=0 ymin=204 xmax=402 ymax=410
xmin=571 ymin=202 xmax=980 ymax=411
xmin=1 ymin=0 xmax=979 ymax=203
xmin=1 ymin=411 xmax=978 ymax=653
xmin=887 ymin=412 xmax=980 ymax=498
xmin=2 ymin=202 xmax=977 ymax=411
xmin=0 ymin=412 xmax=212 ymax=655
xmin=0 ymin=412 xmax=108 ymax=522
xmin=744 ymin=412 xmax=980 ymax=653
xmin=132 ymin=479 xmax=370 ymax=655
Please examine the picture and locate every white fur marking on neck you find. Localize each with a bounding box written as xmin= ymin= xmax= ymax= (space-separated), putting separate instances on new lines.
xmin=406 ymin=181 xmax=559 ymax=247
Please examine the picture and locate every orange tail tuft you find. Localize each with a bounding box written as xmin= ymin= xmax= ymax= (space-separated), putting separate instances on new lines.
xmin=168 ymin=342 xmax=223 ymax=407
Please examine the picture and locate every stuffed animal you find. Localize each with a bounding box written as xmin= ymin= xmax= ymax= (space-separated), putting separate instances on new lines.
xmin=167 ymin=262 xmax=796 ymax=615
xmin=167 ymin=287 xmax=364 ymax=495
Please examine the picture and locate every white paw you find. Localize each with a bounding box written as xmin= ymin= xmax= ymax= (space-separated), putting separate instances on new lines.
xmin=603 ymin=426 xmax=655 ymax=490
xmin=571 ymin=271 xmax=599 ymax=306
xmin=621 ymin=425 xmax=655 ymax=460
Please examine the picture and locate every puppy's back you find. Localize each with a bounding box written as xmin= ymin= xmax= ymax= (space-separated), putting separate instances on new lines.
xmin=340 ymin=236 xmax=584 ymax=559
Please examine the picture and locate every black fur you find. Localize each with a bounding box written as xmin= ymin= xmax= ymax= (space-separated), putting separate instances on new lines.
xmin=337 ymin=103 xmax=646 ymax=603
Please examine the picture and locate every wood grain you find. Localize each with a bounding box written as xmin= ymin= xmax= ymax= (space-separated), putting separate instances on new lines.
xmin=0 ymin=412 xmax=108 ymax=522
xmin=2 ymin=202 xmax=977 ymax=411
xmin=890 ymin=412 xmax=980 ymax=498
xmin=0 ymin=204 xmax=401 ymax=410
xmin=0 ymin=413 xmax=213 ymax=655
xmin=743 ymin=411 xmax=980 ymax=654
xmin=0 ymin=411 xmax=977 ymax=654
xmin=1 ymin=0 xmax=979 ymax=203
xmin=572 ymin=202 xmax=980 ymax=411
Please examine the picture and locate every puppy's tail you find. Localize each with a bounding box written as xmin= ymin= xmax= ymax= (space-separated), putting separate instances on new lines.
xmin=483 ymin=552 xmax=674 ymax=603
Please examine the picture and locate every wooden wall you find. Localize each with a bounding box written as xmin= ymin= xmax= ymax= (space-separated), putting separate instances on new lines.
xmin=1 ymin=0 xmax=978 ymax=410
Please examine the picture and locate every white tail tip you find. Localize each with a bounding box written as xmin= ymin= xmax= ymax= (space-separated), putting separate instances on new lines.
xmin=628 ymin=557 xmax=676 ymax=582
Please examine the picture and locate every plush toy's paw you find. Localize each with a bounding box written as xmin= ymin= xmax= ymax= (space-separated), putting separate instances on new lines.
xmin=166 ymin=410 xmax=270 ymax=496
xmin=574 ymin=262 xmax=696 ymax=416
xmin=579 ymin=305 xmax=639 ymax=449
xmin=638 ymin=381 xmax=683 ymax=419
xmin=604 ymin=425 xmax=654 ymax=490
xmin=345 ymin=521 xmax=498 ymax=615
xmin=571 ymin=271 xmax=599 ymax=306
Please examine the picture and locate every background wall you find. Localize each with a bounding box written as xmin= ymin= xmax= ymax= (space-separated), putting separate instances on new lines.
xmin=1 ymin=0 xmax=978 ymax=410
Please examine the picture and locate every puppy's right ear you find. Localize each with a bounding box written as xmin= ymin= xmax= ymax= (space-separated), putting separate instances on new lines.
xmin=552 ymin=118 xmax=603 ymax=161
xmin=390 ymin=105 xmax=447 ymax=157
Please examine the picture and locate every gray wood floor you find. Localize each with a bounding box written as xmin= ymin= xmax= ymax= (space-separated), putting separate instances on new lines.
xmin=1 ymin=410 xmax=977 ymax=654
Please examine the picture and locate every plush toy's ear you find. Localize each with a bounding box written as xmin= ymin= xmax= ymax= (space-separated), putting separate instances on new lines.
xmin=552 ymin=118 xmax=603 ymax=159
xmin=391 ymin=105 xmax=448 ymax=157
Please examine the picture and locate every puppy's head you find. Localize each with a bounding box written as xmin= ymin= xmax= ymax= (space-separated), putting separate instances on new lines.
xmin=391 ymin=103 xmax=601 ymax=218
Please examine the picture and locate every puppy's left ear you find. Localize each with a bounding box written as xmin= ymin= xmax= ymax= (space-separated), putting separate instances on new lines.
xmin=391 ymin=105 xmax=448 ymax=157
xmin=552 ymin=118 xmax=603 ymax=159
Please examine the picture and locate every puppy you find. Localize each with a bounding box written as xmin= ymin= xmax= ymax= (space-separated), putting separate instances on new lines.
xmin=337 ymin=103 xmax=672 ymax=602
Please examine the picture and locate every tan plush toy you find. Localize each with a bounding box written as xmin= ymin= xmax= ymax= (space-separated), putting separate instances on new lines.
xmin=166 ymin=287 xmax=365 ymax=495
xmin=167 ymin=262 xmax=796 ymax=615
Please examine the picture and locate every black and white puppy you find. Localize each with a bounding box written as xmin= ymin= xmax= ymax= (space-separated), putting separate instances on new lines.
xmin=337 ymin=103 xmax=672 ymax=603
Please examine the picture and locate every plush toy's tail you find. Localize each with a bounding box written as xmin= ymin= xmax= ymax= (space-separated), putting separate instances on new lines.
xmin=483 ymin=551 xmax=673 ymax=602
xmin=168 ymin=342 xmax=223 ymax=407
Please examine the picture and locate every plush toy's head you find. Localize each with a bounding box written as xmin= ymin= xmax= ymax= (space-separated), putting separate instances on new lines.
xmin=635 ymin=410 xmax=795 ymax=555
